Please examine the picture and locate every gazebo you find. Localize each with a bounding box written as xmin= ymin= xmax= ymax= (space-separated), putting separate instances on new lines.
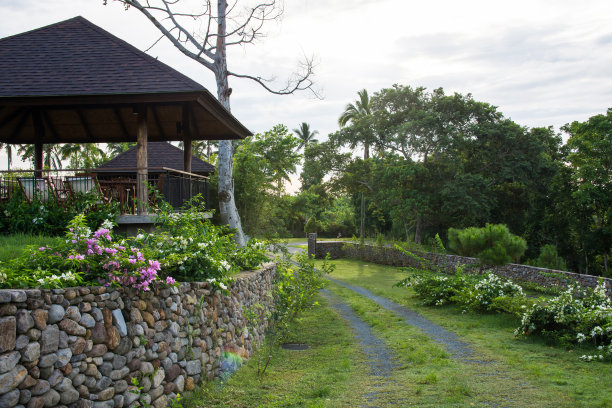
xmin=0 ymin=16 xmax=250 ymax=217
xmin=94 ymin=142 xmax=215 ymax=212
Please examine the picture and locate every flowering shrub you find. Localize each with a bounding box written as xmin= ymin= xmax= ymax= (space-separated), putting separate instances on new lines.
xmin=0 ymin=215 xmax=166 ymax=290
xmin=0 ymin=197 xmax=270 ymax=290
xmin=394 ymin=267 xmax=475 ymax=306
xmin=0 ymin=188 xmax=119 ymax=236
xmin=515 ymin=282 xmax=612 ymax=361
xmin=144 ymin=198 xmax=270 ymax=281
xmin=454 ymin=273 xmax=525 ymax=312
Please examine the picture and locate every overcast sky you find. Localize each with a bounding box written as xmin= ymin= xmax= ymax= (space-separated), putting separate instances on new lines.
xmin=1 ymin=0 xmax=612 ymax=162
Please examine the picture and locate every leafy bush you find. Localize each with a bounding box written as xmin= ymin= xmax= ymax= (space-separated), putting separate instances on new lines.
xmin=0 ymin=198 xmax=271 ymax=289
xmin=453 ymin=273 xmax=525 ymax=312
xmin=515 ymin=282 xmax=612 ymax=361
xmin=304 ymin=216 xmax=320 ymax=234
xmin=252 ymin=251 xmax=334 ymax=376
xmin=448 ymin=224 xmax=527 ymax=265
xmin=145 ymin=198 xmax=270 ymax=282
xmin=0 ymin=189 xmax=119 ymax=236
xmin=529 ymin=244 xmax=567 ymax=271
xmin=395 ymin=267 xmax=475 ymax=306
xmin=0 ymin=215 xmax=165 ymax=290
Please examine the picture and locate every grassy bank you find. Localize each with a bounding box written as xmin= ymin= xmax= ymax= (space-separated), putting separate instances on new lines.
xmin=0 ymin=234 xmax=61 ymax=263
xmin=319 ymin=259 xmax=612 ymax=407
xmin=184 ymin=295 xmax=372 ymax=408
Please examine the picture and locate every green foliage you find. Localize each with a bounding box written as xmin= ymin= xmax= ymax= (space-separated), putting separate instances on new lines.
xmin=0 ymin=198 xmax=269 ymax=289
xmin=530 ymin=244 xmax=567 ymax=271
xmin=274 ymin=252 xmax=333 ymax=325
xmin=304 ymin=215 xmax=319 ymax=233
xmin=396 ymin=266 xmax=525 ymax=313
xmin=395 ymin=268 xmax=474 ymax=306
xmin=0 ymin=188 xmax=119 ymax=236
xmin=448 ymin=224 xmax=527 ymax=265
xmin=254 ymin=252 xmax=334 ymax=376
xmin=233 ymin=124 xmax=301 ymax=237
xmin=516 ymin=282 xmax=612 ymax=361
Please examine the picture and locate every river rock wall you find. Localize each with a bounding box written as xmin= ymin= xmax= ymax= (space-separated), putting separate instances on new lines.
xmin=0 ymin=263 xmax=276 ymax=408
xmin=313 ymin=241 xmax=612 ymax=296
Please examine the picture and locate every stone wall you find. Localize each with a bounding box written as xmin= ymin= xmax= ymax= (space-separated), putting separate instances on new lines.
xmin=0 ymin=263 xmax=276 ymax=408
xmin=313 ymin=241 xmax=612 ymax=296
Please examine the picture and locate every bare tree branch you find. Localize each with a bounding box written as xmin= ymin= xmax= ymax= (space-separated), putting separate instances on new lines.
xmin=228 ymin=54 xmax=321 ymax=98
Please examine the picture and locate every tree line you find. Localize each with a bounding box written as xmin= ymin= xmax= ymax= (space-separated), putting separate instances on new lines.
xmin=227 ymin=85 xmax=610 ymax=276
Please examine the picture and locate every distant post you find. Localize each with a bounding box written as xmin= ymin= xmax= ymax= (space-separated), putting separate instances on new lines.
xmin=307 ymin=233 xmax=317 ymax=259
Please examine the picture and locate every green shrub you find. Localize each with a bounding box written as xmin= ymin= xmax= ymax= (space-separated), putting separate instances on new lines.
xmin=452 ymin=273 xmax=525 ymax=312
xmin=395 ymin=267 xmax=476 ymax=306
xmin=530 ymin=244 xmax=567 ymax=271
xmin=516 ymin=281 xmax=612 ymax=361
xmin=448 ymin=224 xmax=527 ymax=265
xmin=0 ymin=198 xmax=270 ymax=289
xmin=0 ymin=189 xmax=119 ymax=236
xmin=304 ymin=216 xmax=320 ymax=233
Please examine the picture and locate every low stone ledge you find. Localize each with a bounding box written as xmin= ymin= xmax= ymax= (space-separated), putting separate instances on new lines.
xmin=314 ymin=241 xmax=612 ymax=297
xmin=0 ymin=263 xmax=276 ymax=408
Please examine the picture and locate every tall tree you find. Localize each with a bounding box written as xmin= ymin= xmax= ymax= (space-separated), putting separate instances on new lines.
xmin=337 ymin=89 xmax=373 ymax=238
xmin=106 ymin=0 xmax=316 ymax=246
xmin=338 ymin=89 xmax=373 ymax=159
xmin=562 ymin=109 xmax=612 ymax=274
xmin=293 ymin=122 xmax=319 ymax=151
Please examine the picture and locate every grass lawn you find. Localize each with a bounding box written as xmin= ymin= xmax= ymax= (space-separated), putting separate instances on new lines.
xmin=0 ymin=234 xmax=61 ymax=263
xmin=184 ymin=295 xmax=375 ymax=408
xmin=318 ymin=258 xmax=612 ymax=407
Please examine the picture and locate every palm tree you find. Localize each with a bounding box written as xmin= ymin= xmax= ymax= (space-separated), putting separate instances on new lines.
xmin=338 ymin=89 xmax=373 ymax=239
xmin=293 ymin=122 xmax=319 ymax=151
xmin=338 ymin=89 xmax=372 ymax=159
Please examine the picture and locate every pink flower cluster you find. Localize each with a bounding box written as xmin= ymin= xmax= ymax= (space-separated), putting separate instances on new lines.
xmin=65 ymin=226 xmax=172 ymax=292
xmin=105 ymin=259 xmax=162 ymax=292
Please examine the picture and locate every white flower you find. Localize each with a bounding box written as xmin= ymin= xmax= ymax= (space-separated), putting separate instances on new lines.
xmin=101 ymin=219 xmax=114 ymax=230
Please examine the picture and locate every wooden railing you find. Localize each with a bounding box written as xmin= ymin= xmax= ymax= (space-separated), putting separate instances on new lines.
xmin=0 ymin=168 xmax=209 ymax=214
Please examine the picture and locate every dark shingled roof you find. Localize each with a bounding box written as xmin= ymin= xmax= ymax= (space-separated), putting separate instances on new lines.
xmin=0 ymin=16 xmax=205 ymax=97
xmin=96 ymin=142 xmax=215 ymax=174
xmin=0 ymin=16 xmax=251 ymax=144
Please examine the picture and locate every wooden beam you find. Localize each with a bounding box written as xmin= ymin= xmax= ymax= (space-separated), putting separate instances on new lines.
xmin=151 ymin=106 xmax=166 ymax=140
xmin=7 ymin=109 xmax=31 ymax=143
xmin=182 ymin=103 xmax=192 ymax=173
xmin=76 ymin=109 xmax=94 ymax=141
xmin=41 ymin=111 xmax=60 ymax=142
xmin=136 ymin=106 xmax=148 ymax=215
xmin=189 ymin=104 xmax=201 ymax=139
xmin=0 ymin=107 xmax=26 ymax=129
xmin=113 ymin=108 xmax=130 ymax=140
xmin=32 ymin=110 xmax=45 ymax=176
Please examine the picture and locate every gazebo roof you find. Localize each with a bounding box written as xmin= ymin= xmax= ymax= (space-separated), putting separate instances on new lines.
xmin=96 ymin=142 xmax=215 ymax=174
xmin=0 ymin=16 xmax=251 ymax=144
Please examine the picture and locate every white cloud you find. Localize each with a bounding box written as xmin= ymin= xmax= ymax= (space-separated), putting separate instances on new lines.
xmin=1 ymin=0 xmax=612 ymax=171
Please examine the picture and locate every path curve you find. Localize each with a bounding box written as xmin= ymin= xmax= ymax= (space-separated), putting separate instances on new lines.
xmin=327 ymin=276 xmax=476 ymax=361
xmin=287 ymin=243 xmax=477 ymax=361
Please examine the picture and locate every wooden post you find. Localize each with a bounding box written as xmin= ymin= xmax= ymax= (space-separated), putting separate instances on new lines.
xmin=182 ymin=104 xmax=193 ymax=201
xmin=136 ymin=107 xmax=148 ymax=215
xmin=32 ymin=110 xmax=44 ymax=178
xmin=183 ymin=104 xmax=192 ymax=173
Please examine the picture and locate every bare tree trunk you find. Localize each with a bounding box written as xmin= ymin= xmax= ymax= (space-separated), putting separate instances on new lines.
xmin=215 ymin=0 xmax=246 ymax=247
xmin=360 ymin=192 xmax=365 ymax=239
xmin=415 ymin=214 xmax=423 ymax=245
xmin=604 ymin=253 xmax=608 ymax=274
